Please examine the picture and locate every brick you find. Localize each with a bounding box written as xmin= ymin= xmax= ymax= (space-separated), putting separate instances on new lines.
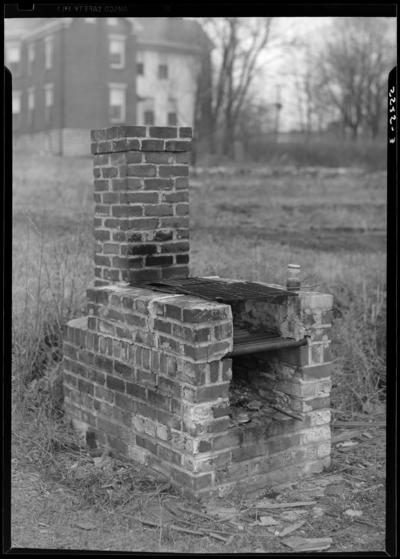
xmin=158 ymin=445 xmax=181 ymax=465
xmin=146 ymin=255 xmax=173 ymax=267
xmin=106 ymin=433 xmax=129 ymax=456
xmin=144 ymin=204 xmax=173 ymax=216
xmin=114 ymin=362 xmax=134 ymax=378
xmin=136 ymin=435 xmax=157 ymax=455
xmin=103 ymin=192 xmax=119 ymax=204
xmin=98 ymin=141 xmax=112 ymax=153
xmin=136 ymin=370 xmax=157 ymax=387
xmin=157 ymin=410 xmax=181 ymax=430
xmin=124 ymin=243 xmax=157 ymax=256
xmin=162 ymin=191 xmax=189 ymax=203
xmin=161 ymin=241 xmax=190 ymax=253
xmin=126 ymin=382 xmax=147 ymax=400
xmin=91 ymin=129 xmax=105 ymax=141
xmin=126 ymin=152 xmax=143 ymax=164
xmin=165 ymin=140 xmax=191 ymax=152
xmin=145 ymin=152 xmax=174 ymax=164
xmin=147 ymin=389 xmax=170 ymax=410
xmin=125 ymin=125 xmax=146 ymax=137
xmin=127 ymin=164 xmax=156 ymax=177
xmin=298 ymin=363 xmax=333 ymax=381
xmin=176 ymin=254 xmax=190 ymax=265
xmin=94 ymin=154 xmax=109 ymax=165
xmin=120 ymin=192 xmax=158 ymax=204
xmin=179 ymin=127 xmax=192 ymax=138
xmin=102 ymin=167 xmax=118 ymax=178
xmin=112 ymin=139 xmax=140 ymax=152
xmin=106 ymin=375 xmax=125 ymax=393
xmin=183 ymin=306 xmax=230 ymax=324
xmin=176 ymin=203 xmax=189 ymax=216
xmin=232 ymin=444 xmax=265 ymax=461
xmin=164 ymin=303 xmax=182 ymax=321
xmin=175 ymin=152 xmax=191 ymax=164
xmin=95 ymin=204 xmax=110 ymax=216
xmin=105 ymin=127 xmax=118 ymax=140
xmin=94 ymin=180 xmax=109 ymax=191
xmin=111 ymin=179 xmax=128 ymax=191
xmin=143 ymin=178 xmax=174 ymax=191
xmin=176 ymin=177 xmax=189 ymax=189
xmin=161 ymin=265 xmax=189 ymax=279
xmin=126 ymin=218 xmax=159 ymax=230
xmin=154 ymin=319 xmax=172 ymax=334
xmin=159 ymin=217 xmax=189 ymax=228
xmin=183 ymin=344 xmax=208 ymax=361
xmin=194 ymin=383 xmax=230 ymax=402
xmin=141 ymin=139 xmax=164 ymax=151
xmin=267 ymin=434 xmax=301 ymax=454
xmin=157 ymin=376 xmax=181 ymax=398
xmin=154 ymin=230 xmax=173 ymax=242
xmin=214 ymin=430 xmax=243 ymax=450
xmin=103 ymin=243 xmax=120 ymax=254
xmin=159 ymin=335 xmax=181 ymax=353
xmin=159 ymin=165 xmax=189 ymax=177
xmin=125 ymin=268 xmax=162 ymax=283
xmin=149 ymin=126 xmax=177 ymax=138
xmin=112 ymin=205 xmax=143 ymax=218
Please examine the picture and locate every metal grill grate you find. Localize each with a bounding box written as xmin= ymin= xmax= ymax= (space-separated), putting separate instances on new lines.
xmin=131 ymin=277 xmax=297 ymax=304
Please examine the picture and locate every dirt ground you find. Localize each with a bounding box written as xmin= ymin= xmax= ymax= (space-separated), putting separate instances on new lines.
xmin=9 ymin=421 xmax=387 ymax=554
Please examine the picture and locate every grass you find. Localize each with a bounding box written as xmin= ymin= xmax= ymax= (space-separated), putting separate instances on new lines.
xmin=11 ymin=151 xmax=387 ymax=552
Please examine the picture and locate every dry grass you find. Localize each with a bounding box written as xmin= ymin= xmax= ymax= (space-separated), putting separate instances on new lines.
xmin=11 ymin=152 xmax=387 ymax=552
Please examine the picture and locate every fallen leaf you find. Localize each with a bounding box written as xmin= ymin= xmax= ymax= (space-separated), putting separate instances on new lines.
xmin=93 ymin=454 xmax=113 ymax=468
xmin=312 ymin=507 xmax=325 ymax=517
xmin=339 ymin=441 xmax=359 ymax=448
xmin=278 ymin=520 xmax=306 ymax=537
xmin=345 ymin=509 xmax=363 ymax=517
xmin=75 ymin=522 xmax=96 ymax=531
xmin=254 ymin=547 xmax=266 ymax=553
xmin=325 ymin=483 xmax=346 ymax=495
xmin=206 ymin=505 xmax=239 ymax=520
xmin=249 ymin=516 xmax=280 ymax=527
xmin=280 ymin=511 xmax=302 ymax=522
xmin=281 ymin=535 xmax=333 ymax=551
xmin=70 ymin=461 xmax=79 ymax=469
xmin=256 ymin=501 xmax=316 ymax=509
xmin=361 ymin=431 xmax=373 ymax=439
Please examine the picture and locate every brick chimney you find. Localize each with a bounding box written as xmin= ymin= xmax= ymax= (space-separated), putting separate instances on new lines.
xmin=90 ymin=125 xmax=192 ymax=287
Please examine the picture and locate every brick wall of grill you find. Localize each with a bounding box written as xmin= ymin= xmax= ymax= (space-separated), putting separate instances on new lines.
xmin=62 ymin=124 xmax=334 ymax=500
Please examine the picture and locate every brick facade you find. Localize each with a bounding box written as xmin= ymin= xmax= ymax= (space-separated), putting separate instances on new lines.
xmin=62 ymin=125 xmax=333 ymax=500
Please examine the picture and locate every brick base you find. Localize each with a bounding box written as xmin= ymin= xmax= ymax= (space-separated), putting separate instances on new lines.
xmin=63 ymin=283 xmax=333 ymax=500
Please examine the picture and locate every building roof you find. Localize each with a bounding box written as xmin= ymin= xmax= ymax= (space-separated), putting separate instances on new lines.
xmin=135 ymin=18 xmax=213 ymax=52
xmin=4 ymin=16 xmax=212 ymax=51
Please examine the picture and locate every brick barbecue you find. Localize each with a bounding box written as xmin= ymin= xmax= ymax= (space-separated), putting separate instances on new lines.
xmin=63 ymin=125 xmax=334 ymax=500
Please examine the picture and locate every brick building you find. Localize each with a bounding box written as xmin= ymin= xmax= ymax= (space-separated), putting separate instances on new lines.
xmin=5 ymin=17 xmax=212 ymax=156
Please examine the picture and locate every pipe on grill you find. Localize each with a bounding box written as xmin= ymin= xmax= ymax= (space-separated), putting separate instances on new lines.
xmin=226 ymin=337 xmax=308 ymax=357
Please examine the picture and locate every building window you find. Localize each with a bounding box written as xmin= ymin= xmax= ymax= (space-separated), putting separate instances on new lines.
xmin=109 ymin=84 xmax=126 ymax=123
xmin=44 ymin=36 xmax=54 ymax=70
xmin=12 ymin=91 xmax=22 ymax=128
xmin=44 ymin=84 xmax=54 ymax=125
xmin=27 ymin=42 xmax=35 ymax=76
xmin=137 ymin=62 xmax=144 ymax=76
xmin=158 ymin=64 xmax=168 ymax=79
xmin=107 ymin=18 xmax=118 ymax=26
xmin=168 ymin=99 xmax=177 ymax=126
xmin=84 ymin=18 xmax=96 ymax=23
xmin=109 ymin=36 xmax=126 ymax=69
xmin=6 ymin=43 xmax=21 ymax=76
xmin=28 ymin=88 xmax=35 ymax=127
xmin=168 ymin=112 xmax=177 ymax=126
xmin=144 ymin=110 xmax=154 ymax=125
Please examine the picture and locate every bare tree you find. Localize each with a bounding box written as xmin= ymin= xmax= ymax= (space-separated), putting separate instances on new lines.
xmin=313 ymin=17 xmax=396 ymax=140
xmin=198 ymin=17 xmax=274 ymax=157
